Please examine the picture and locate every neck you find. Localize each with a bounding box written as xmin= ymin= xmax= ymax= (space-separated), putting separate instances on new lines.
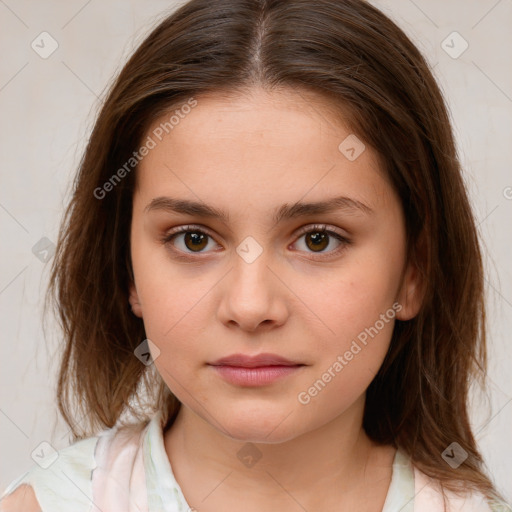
xmin=164 ymin=395 xmax=395 ymax=510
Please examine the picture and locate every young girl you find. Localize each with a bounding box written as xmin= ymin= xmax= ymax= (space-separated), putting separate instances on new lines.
xmin=1 ymin=0 xmax=510 ymax=510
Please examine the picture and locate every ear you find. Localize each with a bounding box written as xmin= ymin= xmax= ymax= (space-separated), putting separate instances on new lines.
xmin=129 ymin=282 xmax=143 ymax=318
xmin=395 ymin=258 xmax=425 ymax=321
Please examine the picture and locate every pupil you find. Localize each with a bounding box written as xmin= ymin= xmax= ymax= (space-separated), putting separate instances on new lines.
xmin=311 ymin=233 xmax=322 ymax=244
xmin=186 ymin=232 xmax=206 ymax=251
xmin=190 ymin=233 xmax=203 ymax=245
xmin=308 ymin=231 xmax=328 ymax=251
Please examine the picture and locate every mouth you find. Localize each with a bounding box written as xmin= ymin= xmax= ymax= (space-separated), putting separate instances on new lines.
xmin=208 ymin=353 xmax=306 ymax=387
xmin=209 ymin=352 xmax=304 ymax=368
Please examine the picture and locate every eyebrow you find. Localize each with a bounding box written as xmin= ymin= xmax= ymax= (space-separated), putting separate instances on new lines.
xmin=144 ymin=195 xmax=373 ymax=225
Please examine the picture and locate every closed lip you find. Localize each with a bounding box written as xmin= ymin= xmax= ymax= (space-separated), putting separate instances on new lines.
xmin=208 ymin=353 xmax=304 ymax=368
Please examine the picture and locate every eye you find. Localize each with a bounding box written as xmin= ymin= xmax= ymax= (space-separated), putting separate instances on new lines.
xmin=161 ymin=223 xmax=351 ymax=260
xmin=291 ymin=224 xmax=350 ymax=259
xmin=162 ymin=225 xmax=218 ymax=255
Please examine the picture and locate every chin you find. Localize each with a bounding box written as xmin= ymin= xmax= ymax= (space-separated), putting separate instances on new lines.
xmin=224 ymin=427 xmax=297 ymax=445
xmin=213 ymin=410 xmax=303 ymax=445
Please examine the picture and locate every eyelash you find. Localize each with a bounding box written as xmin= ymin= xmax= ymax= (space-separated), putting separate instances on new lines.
xmin=161 ymin=224 xmax=351 ymax=261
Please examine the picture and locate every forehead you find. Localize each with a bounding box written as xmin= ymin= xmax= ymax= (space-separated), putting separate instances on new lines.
xmin=146 ymin=87 xmax=352 ymax=151
xmin=135 ymin=87 xmax=394 ymax=214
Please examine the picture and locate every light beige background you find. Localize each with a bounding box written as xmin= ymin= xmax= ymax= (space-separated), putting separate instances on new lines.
xmin=0 ymin=0 xmax=511 ymax=504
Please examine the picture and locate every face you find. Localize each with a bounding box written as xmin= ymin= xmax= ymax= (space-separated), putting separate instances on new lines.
xmin=129 ymin=87 xmax=422 ymax=443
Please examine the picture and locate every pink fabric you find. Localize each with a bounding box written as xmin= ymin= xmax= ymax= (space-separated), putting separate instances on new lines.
xmin=90 ymin=424 xmax=149 ymax=512
xmin=85 ymin=414 xmax=494 ymax=512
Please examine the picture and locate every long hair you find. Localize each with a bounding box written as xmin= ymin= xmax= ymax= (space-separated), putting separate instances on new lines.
xmin=47 ymin=0 xmax=504 ymax=503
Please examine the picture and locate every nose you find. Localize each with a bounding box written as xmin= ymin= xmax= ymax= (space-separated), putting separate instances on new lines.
xmin=217 ymin=250 xmax=289 ymax=333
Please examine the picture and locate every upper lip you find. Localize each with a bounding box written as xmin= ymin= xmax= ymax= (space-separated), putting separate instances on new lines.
xmin=209 ymin=353 xmax=303 ymax=367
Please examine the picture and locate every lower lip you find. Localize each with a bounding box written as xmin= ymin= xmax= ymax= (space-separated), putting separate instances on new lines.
xmin=209 ymin=365 xmax=303 ymax=386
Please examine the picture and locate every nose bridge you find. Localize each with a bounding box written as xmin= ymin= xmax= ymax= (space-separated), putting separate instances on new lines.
xmin=231 ymin=236 xmax=273 ymax=299
xmin=217 ymin=235 xmax=287 ymax=331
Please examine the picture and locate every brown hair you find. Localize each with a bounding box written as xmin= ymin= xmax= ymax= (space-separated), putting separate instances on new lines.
xmin=46 ymin=0 xmax=506 ymax=505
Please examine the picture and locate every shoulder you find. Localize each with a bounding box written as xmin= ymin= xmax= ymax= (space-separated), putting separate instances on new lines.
xmin=0 ymin=434 xmax=100 ymax=512
xmin=412 ymin=465 xmax=511 ymax=512
xmin=1 ymin=420 xmax=151 ymax=512
xmin=0 ymin=484 xmax=40 ymax=512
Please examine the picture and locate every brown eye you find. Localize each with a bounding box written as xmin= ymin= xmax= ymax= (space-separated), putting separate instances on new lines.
xmin=163 ymin=226 xmax=217 ymax=254
xmin=182 ymin=231 xmax=209 ymax=252
xmin=292 ymin=224 xmax=351 ymax=259
xmin=304 ymin=231 xmax=330 ymax=252
xmin=162 ymin=223 xmax=350 ymax=261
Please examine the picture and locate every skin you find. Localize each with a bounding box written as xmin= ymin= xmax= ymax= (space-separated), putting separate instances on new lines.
xmin=129 ymin=87 xmax=423 ymax=511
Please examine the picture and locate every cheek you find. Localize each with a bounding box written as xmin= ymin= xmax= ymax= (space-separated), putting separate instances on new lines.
xmin=131 ymin=235 xmax=182 ymax=345
xmin=132 ymin=228 xmax=199 ymax=320
xmin=295 ymin=288 xmax=397 ymax=418
xmin=292 ymin=244 xmax=402 ymax=396
xmin=137 ymin=273 xmax=210 ymax=353
xmin=131 ymin=245 xmax=222 ymax=382
xmin=300 ymin=255 xmax=401 ymax=342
